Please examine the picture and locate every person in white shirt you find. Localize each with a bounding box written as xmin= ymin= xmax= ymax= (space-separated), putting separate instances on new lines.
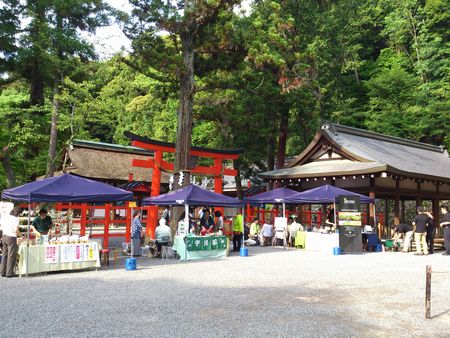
xmin=0 ymin=206 xmax=21 ymax=278
xmin=260 ymin=222 xmax=273 ymax=246
xmin=155 ymin=218 xmax=172 ymax=257
xmin=288 ymin=216 xmax=303 ymax=247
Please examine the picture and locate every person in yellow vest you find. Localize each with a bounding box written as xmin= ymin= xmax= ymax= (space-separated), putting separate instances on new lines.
xmin=232 ymin=215 xmax=244 ymax=252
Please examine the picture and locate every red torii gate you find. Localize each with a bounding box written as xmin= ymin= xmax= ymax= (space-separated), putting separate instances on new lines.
xmin=125 ymin=132 xmax=243 ymax=238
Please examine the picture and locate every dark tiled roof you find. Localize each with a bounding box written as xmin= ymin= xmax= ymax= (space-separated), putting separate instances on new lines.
xmin=322 ymin=123 xmax=450 ymax=180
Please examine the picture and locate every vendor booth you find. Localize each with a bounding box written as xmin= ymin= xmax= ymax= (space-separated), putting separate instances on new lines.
xmin=1 ymin=173 xmax=133 ymax=276
xmin=143 ymin=185 xmax=242 ymax=261
xmin=286 ymin=185 xmax=375 ymax=254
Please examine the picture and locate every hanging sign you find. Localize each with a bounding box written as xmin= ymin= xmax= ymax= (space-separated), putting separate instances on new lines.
xmin=338 ymin=195 xmax=360 ymax=212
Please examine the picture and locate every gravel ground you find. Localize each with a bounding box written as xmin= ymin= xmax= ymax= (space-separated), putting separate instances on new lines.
xmin=2 ymin=247 xmax=450 ymax=338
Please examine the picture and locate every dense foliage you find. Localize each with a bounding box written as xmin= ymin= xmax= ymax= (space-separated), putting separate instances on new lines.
xmin=1 ymin=0 xmax=449 ymax=189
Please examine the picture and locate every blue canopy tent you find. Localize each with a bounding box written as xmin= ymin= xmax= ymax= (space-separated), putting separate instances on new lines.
xmin=243 ymin=187 xmax=299 ymax=218
xmin=1 ymin=173 xmax=133 ymax=276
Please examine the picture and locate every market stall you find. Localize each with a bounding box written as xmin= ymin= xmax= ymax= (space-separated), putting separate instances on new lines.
xmin=2 ymin=173 xmax=133 ymax=276
xmin=286 ymin=185 xmax=375 ymax=253
xmin=143 ymin=184 xmax=242 ymax=261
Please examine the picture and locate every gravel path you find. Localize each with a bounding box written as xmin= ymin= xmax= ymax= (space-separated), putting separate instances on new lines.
xmin=2 ymin=247 xmax=450 ymax=337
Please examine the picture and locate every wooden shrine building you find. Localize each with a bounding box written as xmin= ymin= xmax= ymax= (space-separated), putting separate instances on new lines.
xmin=61 ymin=139 xmax=170 ymax=199
xmin=260 ymin=123 xmax=450 ymax=235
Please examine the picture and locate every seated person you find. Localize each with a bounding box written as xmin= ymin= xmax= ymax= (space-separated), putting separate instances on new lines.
xmin=249 ymin=218 xmax=261 ymax=244
xmin=200 ymin=209 xmax=214 ymax=235
xmin=244 ymin=224 xmax=256 ymax=246
xmin=155 ymin=218 xmax=172 ymax=256
xmin=260 ymin=222 xmax=273 ymax=246
xmin=392 ymin=217 xmax=414 ymax=253
xmin=32 ymin=208 xmax=53 ymax=236
xmin=214 ymin=210 xmax=224 ymax=234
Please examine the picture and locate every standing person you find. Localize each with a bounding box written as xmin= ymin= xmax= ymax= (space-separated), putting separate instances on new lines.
xmin=412 ymin=206 xmax=432 ymax=256
xmin=131 ymin=211 xmax=143 ymax=257
xmin=32 ymin=208 xmax=53 ymax=236
xmin=391 ymin=217 xmax=414 ymax=253
xmin=232 ymin=215 xmax=243 ymax=252
xmin=440 ymin=206 xmax=450 ymax=256
xmin=0 ymin=206 xmax=21 ymax=278
xmin=425 ymin=208 xmax=435 ymax=254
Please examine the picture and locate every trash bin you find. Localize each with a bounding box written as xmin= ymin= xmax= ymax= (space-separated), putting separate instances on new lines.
xmin=126 ymin=258 xmax=137 ymax=271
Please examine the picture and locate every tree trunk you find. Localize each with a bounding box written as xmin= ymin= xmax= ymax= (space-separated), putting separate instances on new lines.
xmin=171 ymin=24 xmax=195 ymax=234
xmin=276 ymin=108 xmax=289 ymax=169
xmin=0 ymin=151 xmax=16 ymax=188
xmin=234 ymin=161 xmax=243 ymax=200
xmin=267 ymin=132 xmax=275 ymax=191
xmin=46 ymin=79 xmax=61 ymax=178
xmin=30 ymin=65 xmax=45 ymax=107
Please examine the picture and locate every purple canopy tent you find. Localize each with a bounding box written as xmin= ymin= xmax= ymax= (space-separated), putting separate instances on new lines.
xmin=143 ymin=184 xmax=242 ymax=207
xmin=243 ymin=187 xmax=299 ymax=218
xmin=2 ymin=173 xmax=133 ymax=202
xmin=285 ymin=185 xmax=373 ymax=204
xmin=285 ymin=185 xmax=375 ymax=229
xmin=143 ymin=185 xmax=243 ymax=260
xmin=1 ymin=173 xmax=133 ymax=276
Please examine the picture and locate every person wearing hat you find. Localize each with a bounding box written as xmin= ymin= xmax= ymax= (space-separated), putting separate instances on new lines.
xmin=32 ymin=208 xmax=53 ymax=236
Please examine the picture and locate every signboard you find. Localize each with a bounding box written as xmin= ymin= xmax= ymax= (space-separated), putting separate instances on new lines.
xmin=338 ymin=195 xmax=360 ymax=212
xmin=338 ymin=212 xmax=362 ymax=226
xmin=177 ymin=221 xmax=188 ymax=236
xmin=44 ymin=245 xmax=59 ymax=264
xmin=186 ymin=236 xmax=227 ymax=251
xmin=128 ymin=202 xmax=137 ymax=208
xmin=274 ymin=217 xmax=287 ymax=232
xmin=60 ymin=244 xmax=83 ymax=263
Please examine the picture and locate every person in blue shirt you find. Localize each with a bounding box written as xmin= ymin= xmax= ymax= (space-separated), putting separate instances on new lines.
xmin=131 ymin=211 xmax=143 ymax=256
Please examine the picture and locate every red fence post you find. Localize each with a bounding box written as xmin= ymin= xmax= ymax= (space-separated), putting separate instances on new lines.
xmin=104 ymin=204 xmax=110 ymax=248
xmin=80 ymin=203 xmax=87 ymax=236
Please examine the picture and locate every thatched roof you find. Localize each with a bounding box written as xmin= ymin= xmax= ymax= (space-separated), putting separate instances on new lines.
xmin=62 ymin=140 xmax=169 ymax=183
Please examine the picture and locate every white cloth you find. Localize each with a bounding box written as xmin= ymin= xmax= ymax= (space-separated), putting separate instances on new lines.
xmin=261 ymin=223 xmax=273 ymax=237
xmin=289 ymin=222 xmax=303 ymax=238
xmin=0 ymin=214 xmax=19 ymax=237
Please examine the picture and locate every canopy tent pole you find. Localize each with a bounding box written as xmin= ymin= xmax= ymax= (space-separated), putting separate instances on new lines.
xmin=283 ymin=202 xmax=286 ymax=218
xmin=26 ymin=198 xmax=31 ymax=277
xmin=184 ymin=204 xmax=189 ymax=261
xmin=88 ymin=205 xmax=94 ymax=238
xmin=241 ymin=204 xmax=245 ymax=249
xmin=130 ymin=206 xmax=134 ymax=258
xmin=333 ymin=202 xmax=337 ymax=230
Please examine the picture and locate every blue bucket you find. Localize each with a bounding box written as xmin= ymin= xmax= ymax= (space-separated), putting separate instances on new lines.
xmin=239 ymin=247 xmax=248 ymax=257
xmin=126 ymin=258 xmax=137 ymax=271
xmin=376 ymin=244 xmax=382 ymax=252
xmin=333 ymin=247 xmax=341 ymax=255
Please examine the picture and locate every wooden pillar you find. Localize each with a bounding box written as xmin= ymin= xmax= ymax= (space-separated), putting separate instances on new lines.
xmin=416 ymin=181 xmax=422 ymax=208
xmin=103 ymin=203 xmax=111 ymax=249
xmin=394 ymin=179 xmax=400 ymax=221
xmin=401 ymin=200 xmax=405 ymax=223
xmin=369 ymin=192 xmax=375 ymax=226
xmin=432 ymin=183 xmax=440 ymax=222
xmin=369 ymin=177 xmax=375 ymax=226
xmin=147 ymin=149 xmax=162 ymax=239
xmin=80 ymin=203 xmax=87 ymax=236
